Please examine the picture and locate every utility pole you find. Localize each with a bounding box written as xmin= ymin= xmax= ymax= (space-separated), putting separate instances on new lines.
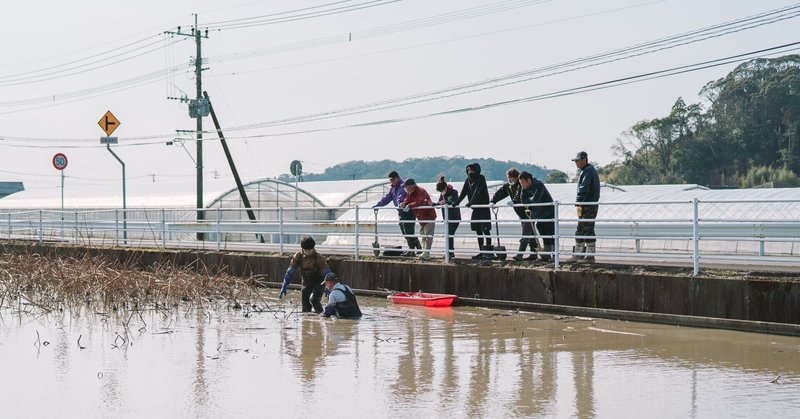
xmin=165 ymin=14 xmax=209 ymax=239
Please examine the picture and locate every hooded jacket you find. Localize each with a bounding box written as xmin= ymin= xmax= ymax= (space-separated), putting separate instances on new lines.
xmin=456 ymin=163 xmax=491 ymax=225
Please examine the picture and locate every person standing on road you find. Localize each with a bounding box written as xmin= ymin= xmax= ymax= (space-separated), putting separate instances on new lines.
xmin=373 ymin=171 xmax=422 ymax=256
xmin=400 ymin=178 xmax=437 ymax=258
xmin=519 ymin=171 xmax=555 ymax=263
xmin=568 ymin=151 xmax=600 ymax=263
xmin=491 ymin=168 xmax=529 ymax=260
xmin=436 ymin=176 xmax=461 ymax=260
xmin=320 ymin=273 xmax=362 ymax=318
xmin=279 ymin=236 xmax=333 ymax=313
xmin=456 ymin=163 xmax=494 ymax=260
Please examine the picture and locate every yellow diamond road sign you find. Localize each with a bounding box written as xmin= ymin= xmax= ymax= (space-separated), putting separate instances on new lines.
xmin=98 ymin=111 xmax=121 ymax=136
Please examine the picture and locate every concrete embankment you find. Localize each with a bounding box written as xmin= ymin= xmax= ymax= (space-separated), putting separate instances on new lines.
xmin=5 ymin=242 xmax=799 ymax=335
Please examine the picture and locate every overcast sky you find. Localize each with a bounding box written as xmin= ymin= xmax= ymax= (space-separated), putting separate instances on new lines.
xmin=1 ymin=0 xmax=799 ymax=196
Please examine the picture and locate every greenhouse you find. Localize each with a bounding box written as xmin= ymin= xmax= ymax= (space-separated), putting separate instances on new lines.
xmin=0 ymin=177 xmax=798 ymax=258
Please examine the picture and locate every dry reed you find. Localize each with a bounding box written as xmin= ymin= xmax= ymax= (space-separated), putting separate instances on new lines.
xmin=0 ymin=252 xmax=273 ymax=315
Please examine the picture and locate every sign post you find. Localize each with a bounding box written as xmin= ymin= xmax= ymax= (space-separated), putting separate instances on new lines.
xmin=98 ymin=111 xmax=127 ymax=243
xmin=290 ymin=160 xmax=302 ymax=225
xmin=52 ymin=153 xmax=68 ymax=240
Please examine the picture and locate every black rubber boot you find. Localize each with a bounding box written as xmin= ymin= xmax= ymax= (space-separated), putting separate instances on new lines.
xmin=513 ymin=242 xmax=526 ymax=261
xmin=482 ymin=246 xmax=496 ymax=260
xmin=524 ymin=242 xmax=538 ymax=261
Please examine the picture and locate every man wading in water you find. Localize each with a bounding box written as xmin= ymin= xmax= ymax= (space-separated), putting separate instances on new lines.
xmin=279 ymin=236 xmax=332 ymax=313
xmin=320 ymin=273 xmax=362 ymax=318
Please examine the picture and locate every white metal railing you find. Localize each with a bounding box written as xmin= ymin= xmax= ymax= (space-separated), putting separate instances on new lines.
xmin=2 ymin=199 xmax=800 ymax=275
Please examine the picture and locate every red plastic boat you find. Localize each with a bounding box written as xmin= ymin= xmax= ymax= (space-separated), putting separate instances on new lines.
xmin=387 ymin=292 xmax=457 ymax=307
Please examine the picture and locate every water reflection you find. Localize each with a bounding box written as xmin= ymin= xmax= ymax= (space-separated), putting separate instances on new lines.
xmin=0 ymin=299 xmax=798 ymax=418
xmin=192 ymin=310 xmax=209 ymax=411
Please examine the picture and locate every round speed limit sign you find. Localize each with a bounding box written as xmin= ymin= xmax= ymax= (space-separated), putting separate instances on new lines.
xmin=52 ymin=153 xmax=68 ymax=170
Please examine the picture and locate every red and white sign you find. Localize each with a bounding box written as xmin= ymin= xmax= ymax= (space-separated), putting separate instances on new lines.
xmin=52 ymin=153 xmax=68 ymax=170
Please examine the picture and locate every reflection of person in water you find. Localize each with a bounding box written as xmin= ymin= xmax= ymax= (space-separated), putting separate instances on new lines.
xmin=320 ymin=273 xmax=362 ymax=319
xmin=282 ymin=318 xmax=326 ymax=384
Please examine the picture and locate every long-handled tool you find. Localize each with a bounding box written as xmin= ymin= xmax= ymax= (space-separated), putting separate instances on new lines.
xmin=372 ymin=208 xmax=381 ymax=257
xmin=491 ymin=206 xmax=507 ymax=261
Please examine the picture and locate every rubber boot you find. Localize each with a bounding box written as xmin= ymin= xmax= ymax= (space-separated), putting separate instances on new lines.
xmin=567 ymin=244 xmax=584 ymax=263
xmin=524 ymin=242 xmax=538 ymax=261
xmin=513 ymin=242 xmax=526 ymax=261
xmin=472 ymin=248 xmax=484 ymax=259
xmin=411 ymin=238 xmax=423 ymax=256
xmin=481 ymin=246 xmax=496 ymax=260
xmin=578 ymin=243 xmax=596 ymax=264
xmin=539 ymin=244 xmax=553 ymax=262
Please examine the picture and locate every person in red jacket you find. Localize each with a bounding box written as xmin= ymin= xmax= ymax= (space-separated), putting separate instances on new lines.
xmin=399 ymin=178 xmax=437 ymax=258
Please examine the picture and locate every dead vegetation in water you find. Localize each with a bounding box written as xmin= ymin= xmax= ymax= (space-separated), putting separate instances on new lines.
xmin=0 ymin=252 xmax=277 ymax=315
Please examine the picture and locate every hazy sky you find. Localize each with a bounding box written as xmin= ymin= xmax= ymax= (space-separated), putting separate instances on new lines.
xmin=1 ymin=0 xmax=799 ymax=195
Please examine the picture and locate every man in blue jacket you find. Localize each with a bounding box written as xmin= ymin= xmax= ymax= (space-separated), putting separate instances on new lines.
xmin=568 ymin=151 xmax=600 ymax=263
xmin=373 ymin=171 xmax=422 ymax=256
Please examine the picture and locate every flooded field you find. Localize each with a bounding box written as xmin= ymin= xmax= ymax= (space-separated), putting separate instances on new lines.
xmin=1 ymin=293 xmax=798 ymax=418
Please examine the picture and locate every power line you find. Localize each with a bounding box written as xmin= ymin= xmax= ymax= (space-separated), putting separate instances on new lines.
xmin=221 ymin=41 xmax=800 ymax=140
xmin=214 ymin=4 xmax=800 ymax=132
xmin=207 ymin=0 xmax=403 ymax=31
xmin=2 ymin=41 xmax=796 ymax=150
xmin=1 ymin=3 xmax=797 ymax=141
xmin=207 ymin=0 xmax=551 ymax=63
xmin=213 ymin=0 xmax=670 ymax=78
xmin=0 ymin=38 xmax=182 ymax=87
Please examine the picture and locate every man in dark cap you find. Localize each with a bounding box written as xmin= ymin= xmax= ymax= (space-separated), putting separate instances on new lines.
xmin=320 ymin=272 xmax=362 ymax=318
xmin=373 ymin=171 xmax=422 ymax=256
xmin=279 ymin=236 xmax=333 ymax=313
xmin=568 ymin=151 xmax=600 ymax=263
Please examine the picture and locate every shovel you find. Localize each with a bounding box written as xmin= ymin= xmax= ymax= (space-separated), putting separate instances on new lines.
xmin=372 ymin=208 xmax=381 ymax=257
xmin=491 ymin=206 xmax=507 ymax=261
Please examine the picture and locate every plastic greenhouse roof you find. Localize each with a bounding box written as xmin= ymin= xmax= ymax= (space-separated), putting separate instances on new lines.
xmin=1 ymin=176 xmax=799 ymax=221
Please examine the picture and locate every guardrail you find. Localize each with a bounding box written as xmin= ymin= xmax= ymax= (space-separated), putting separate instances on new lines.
xmin=2 ymin=198 xmax=800 ymax=275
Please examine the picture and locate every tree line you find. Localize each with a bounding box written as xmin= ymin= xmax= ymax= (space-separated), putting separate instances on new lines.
xmin=601 ymin=55 xmax=800 ymax=188
xmin=277 ymin=156 xmax=557 ymax=184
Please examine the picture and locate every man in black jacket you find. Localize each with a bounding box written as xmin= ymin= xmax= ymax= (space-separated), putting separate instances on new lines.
xmin=491 ymin=168 xmax=532 ymax=260
xmin=568 ymin=151 xmax=600 ymax=263
xmin=519 ymin=171 xmax=555 ymax=262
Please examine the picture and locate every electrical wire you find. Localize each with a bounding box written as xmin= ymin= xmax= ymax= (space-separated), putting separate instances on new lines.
xmin=2 ymin=41 xmax=797 ymax=150
xmin=205 ymin=0 xmax=367 ymax=26
xmin=213 ymin=0 xmax=670 ymax=78
xmin=219 ymin=41 xmax=800 ymax=140
xmin=207 ymin=0 xmax=550 ymax=62
xmin=1 ymin=3 xmax=797 ymax=142
xmin=206 ymin=0 xmax=403 ymax=31
xmin=213 ymin=5 xmax=800 ymax=132
xmin=0 ymin=38 xmax=183 ymax=87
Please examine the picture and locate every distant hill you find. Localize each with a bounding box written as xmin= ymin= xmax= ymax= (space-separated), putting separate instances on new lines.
xmin=277 ymin=156 xmax=551 ymax=183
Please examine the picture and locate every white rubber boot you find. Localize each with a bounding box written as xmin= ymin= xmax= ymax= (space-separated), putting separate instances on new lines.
xmin=578 ymin=244 xmax=596 ymax=264
xmin=567 ymin=244 xmax=584 ymax=263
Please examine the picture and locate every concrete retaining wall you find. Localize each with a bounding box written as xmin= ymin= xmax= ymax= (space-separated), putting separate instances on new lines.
xmin=5 ymin=243 xmax=799 ymax=327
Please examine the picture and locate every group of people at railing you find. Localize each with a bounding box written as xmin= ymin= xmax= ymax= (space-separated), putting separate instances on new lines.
xmin=373 ymin=151 xmax=601 ymax=263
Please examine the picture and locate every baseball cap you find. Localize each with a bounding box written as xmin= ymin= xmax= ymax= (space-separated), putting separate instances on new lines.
xmin=571 ymin=151 xmax=588 ymax=161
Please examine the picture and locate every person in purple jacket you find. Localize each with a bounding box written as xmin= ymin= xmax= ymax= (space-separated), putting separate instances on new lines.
xmin=373 ymin=171 xmax=422 ymax=256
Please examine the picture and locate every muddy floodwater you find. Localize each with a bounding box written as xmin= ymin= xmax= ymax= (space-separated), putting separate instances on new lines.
xmin=1 ymin=294 xmax=798 ymax=419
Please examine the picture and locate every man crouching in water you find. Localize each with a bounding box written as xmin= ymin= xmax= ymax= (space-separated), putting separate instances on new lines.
xmin=320 ymin=273 xmax=363 ymax=318
xmin=279 ymin=236 xmax=332 ymax=313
